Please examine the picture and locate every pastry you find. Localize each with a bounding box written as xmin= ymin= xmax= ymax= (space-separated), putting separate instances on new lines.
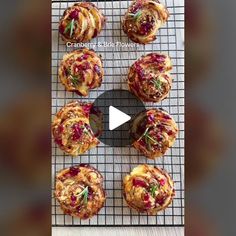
xmin=58 ymin=48 xmax=104 ymax=96
xmin=130 ymin=108 xmax=178 ymax=159
xmin=59 ymin=2 xmax=106 ymax=43
xmin=55 ymin=164 xmax=106 ymax=219
xmin=52 ymin=101 xmax=100 ymax=156
xmin=123 ymin=164 xmax=175 ymax=214
xmin=128 ymin=53 xmax=172 ymax=102
xmin=122 ymin=0 xmax=169 ymax=44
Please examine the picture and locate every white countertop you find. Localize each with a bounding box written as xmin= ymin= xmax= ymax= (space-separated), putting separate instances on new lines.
xmin=52 ymin=227 xmax=184 ymax=236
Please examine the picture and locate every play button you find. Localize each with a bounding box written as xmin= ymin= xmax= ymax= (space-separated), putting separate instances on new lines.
xmin=89 ymin=89 xmax=146 ymax=147
xmin=109 ymin=106 xmax=131 ymax=130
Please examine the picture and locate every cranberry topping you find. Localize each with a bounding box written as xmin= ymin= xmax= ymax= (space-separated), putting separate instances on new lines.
xmin=69 ymin=10 xmax=79 ymax=19
xmin=82 ymin=104 xmax=92 ymax=116
xmin=159 ymin=179 xmax=166 ymax=186
xmin=54 ymin=137 xmax=63 ymax=146
xmin=130 ymin=1 xmax=142 ymax=13
xmin=133 ymin=178 xmax=148 ymax=188
xmin=57 ymin=124 xmax=64 ymax=134
xmin=150 ymin=54 xmax=166 ymax=63
xmin=76 ymin=205 xmax=82 ymax=212
xmin=74 ymin=62 xmax=91 ymax=72
xmin=145 ymin=201 xmax=152 ymax=209
xmin=163 ymin=114 xmax=171 ymax=120
xmin=72 ymin=123 xmax=83 ymax=141
xmin=167 ymin=130 xmax=173 ymax=135
xmin=143 ymin=193 xmax=150 ymax=201
xmin=156 ymin=197 xmax=165 ymax=206
xmin=148 ymin=114 xmax=155 ymax=123
xmin=94 ymin=64 xmax=101 ymax=75
xmin=71 ymin=195 xmax=77 ymax=201
xmin=140 ymin=21 xmax=153 ymax=35
xmin=69 ymin=166 xmax=80 ymax=176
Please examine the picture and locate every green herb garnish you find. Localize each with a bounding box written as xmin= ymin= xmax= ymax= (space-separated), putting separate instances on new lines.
xmin=150 ymin=185 xmax=158 ymax=198
xmin=64 ymin=18 xmax=75 ymax=38
xmin=78 ymin=186 xmax=89 ymax=205
xmin=152 ymin=79 xmax=162 ymax=91
xmin=137 ymin=127 xmax=158 ymax=150
xmin=70 ymin=75 xmax=79 ymax=86
xmin=128 ymin=10 xmax=142 ymax=20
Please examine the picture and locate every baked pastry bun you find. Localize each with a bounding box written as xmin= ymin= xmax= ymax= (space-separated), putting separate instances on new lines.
xmin=128 ymin=53 xmax=172 ymax=102
xmin=123 ymin=164 xmax=175 ymax=214
xmin=52 ymin=101 xmax=100 ymax=156
xmin=130 ymin=108 xmax=178 ymax=159
xmin=122 ymin=0 xmax=169 ymax=44
xmin=58 ymin=48 xmax=104 ymax=96
xmin=55 ymin=164 xmax=106 ymax=219
xmin=59 ymin=2 xmax=105 ymax=43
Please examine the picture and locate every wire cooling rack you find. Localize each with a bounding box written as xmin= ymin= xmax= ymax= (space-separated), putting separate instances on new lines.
xmin=52 ymin=0 xmax=184 ymax=227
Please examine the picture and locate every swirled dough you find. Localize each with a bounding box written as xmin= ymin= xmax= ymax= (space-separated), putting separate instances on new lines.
xmin=122 ymin=0 xmax=169 ymax=44
xmin=128 ymin=53 xmax=172 ymax=102
xmin=59 ymin=2 xmax=106 ymax=43
xmin=124 ymin=164 xmax=175 ymax=214
xmin=58 ymin=48 xmax=104 ymax=96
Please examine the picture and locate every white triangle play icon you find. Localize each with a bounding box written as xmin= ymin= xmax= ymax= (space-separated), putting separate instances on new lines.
xmin=109 ymin=106 xmax=131 ymax=131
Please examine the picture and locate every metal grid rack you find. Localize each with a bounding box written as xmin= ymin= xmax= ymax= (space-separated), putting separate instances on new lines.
xmin=52 ymin=0 xmax=184 ymax=227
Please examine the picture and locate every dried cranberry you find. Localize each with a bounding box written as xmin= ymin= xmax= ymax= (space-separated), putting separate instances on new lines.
xmin=167 ymin=130 xmax=173 ymax=135
xmin=143 ymin=193 xmax=150 ymax=201
xmin=57 ymin=125 xmax=64 ymax=134
xmin=140 ymin=22 xmax=153 ymax=35
xmin=54 ymin=138 xmax=63 ymax=146
xmin=156 ymin=197 xmax=165 ymax=206
xmin=72 ymin=123 xmax=83 ymax=141
xmin=163 ymin=114 xmax=171 ymax=120
xmin=159 ymin=179 xmax=166 ymax=186
xmin=94 ymin=64 xmax=101 ymax=75
xmin=145 ymin=201 xmax=152 ymax=209
xmin=71 ymin=195 xmax=77 ymax=201
xmin=130 ymin=1 xmax=142 ymax=13
xmin=133 ymin=178 xmax=147 ymax=188
xmin=151 ymin=54 xmax=166 ymax=63
xmin=69 ymin=10 xmax=79 ymax=19
xmin=82 ymin=104 xmax=91 ymax=116
xmin=76 ymin=205 xmax=82 ymax=212
xmin=69 ymin=166 xmax=80 ymax=176
xmin=135 ymin=63 xmax=145 ymax=79
xmin=82 ymin=54 xmax=89 ymax=60
xmin=148 ymin=114 xmax=155 ymax=123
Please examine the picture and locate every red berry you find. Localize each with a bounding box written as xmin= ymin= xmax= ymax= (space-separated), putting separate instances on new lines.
xmin=159 ymin=179 xmax=166 ymax=186
xmin=69 ymin=10 xmax=79 ymax=19
xmin=69 ymin=166 xmax=80 ymax=176
xmin=133 ymin=178 xmax=147 ymax=188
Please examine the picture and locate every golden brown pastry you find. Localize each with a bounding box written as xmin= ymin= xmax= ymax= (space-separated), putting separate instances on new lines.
xmin=122 ymin=0 xmax=169 ymax=44
xmin=130 ymin=108 xmax=178 ymax=159
xmin=123 ymin=164 xmax=175 ymax=214
xmin=52 ymin=101 xmax=100 ymax=156
xmin=58 ymin=48 xmax=104 ymax=96
xmin=55 ymin=164 xmax=106 ymax=219
xmin=128 ymin=53 xmax=172 ymax=102
xmin=59 ymin=2 xmax=106 ymax=43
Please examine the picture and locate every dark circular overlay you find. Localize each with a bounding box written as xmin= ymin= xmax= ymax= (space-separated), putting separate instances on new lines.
xmin=89 ymin=89 xmax=146 ymax=147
